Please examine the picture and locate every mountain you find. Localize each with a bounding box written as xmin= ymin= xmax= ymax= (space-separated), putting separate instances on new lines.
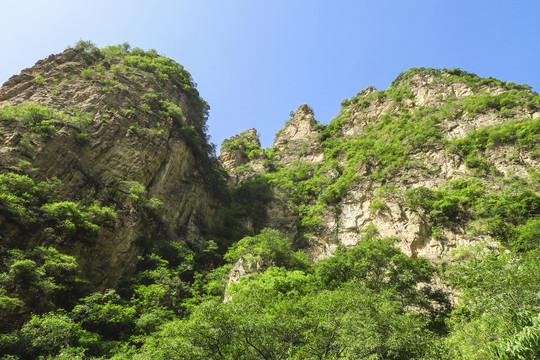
xmin=220 ymin=68 xmax=539 ymax=262
xmin=0 ymin=43 xmax=539 ymax=359
xmin=0 ymin=43 xmax=230 ymax=290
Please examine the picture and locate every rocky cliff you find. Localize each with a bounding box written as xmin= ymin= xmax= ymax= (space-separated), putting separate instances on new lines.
xmin=3 ymin=49 xmax=535 ymax=286
xmin=1 ymin=46 xmax=539 ymax=360
xmin=220 ymin=68 xmax=540 ymax=263
xmin=0 ymin=44 xmax=223 ymax=288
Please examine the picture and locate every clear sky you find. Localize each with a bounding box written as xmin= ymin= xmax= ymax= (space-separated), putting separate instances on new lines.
xmin=1 ymin=0 xmax=538 ymax=149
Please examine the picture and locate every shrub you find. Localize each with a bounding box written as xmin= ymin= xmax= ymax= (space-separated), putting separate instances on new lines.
xmin=1 ymin=246 xmax=87 ymax=317
xmin=128 ymin=184 xmax=164 ymax=214
xmin=71 ymin=290 xmax=136 ymax=339
xmin=20 ymin=312 xmax=98 ymax=356
xmin=220 ymin=130 xmax=262 ymax=159
xmin=30 ymin=120 xmax=56 ymax=137
xmin=490 ymin=313 xmax=540 ymax=359
xmin=41 ymin=201 xmax=116 ymax=243
xmin=76 ymin=132 xmax=88 ymax=142
xmin=514 ymin=217 xmax=540 ymax=251
xmin=158 ymin=100 xmax=185 ymax=124
xmin=369 ymin=197 xmax=389 ymax=213
xmin=80 ymin=69 xmax=96 ymax=78
xmin=73 ymin=40 xmax=102 ymax=59
xmin=224 ymin=228 xmax=310 ymax=271
xmin=406 ymin=178 xmax=485 ymax=228
xmin=0 ymin=173 xmax=60 ymax=224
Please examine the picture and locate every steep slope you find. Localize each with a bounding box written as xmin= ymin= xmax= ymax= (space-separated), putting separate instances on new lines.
xmin=1 ymin=43 xmax=540 ymax=359
xmin=0 ymin=43 xmax=224 ymax=290
xmin=220 ymin=68 xmax=540 ymax=262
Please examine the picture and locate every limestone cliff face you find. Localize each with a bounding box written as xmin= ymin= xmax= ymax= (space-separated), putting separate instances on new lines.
xmin=2 ymin=52 xmax=536 ymax=288
xmin=219 ymin=128 xmax=265 ymax=183
xmin=0 ymin=48 xmax=219 ymax=287
xmin=220 ymin=69 xmax=540 ymax=263
xmin=273 ymin=104 xmax=324 ymax=164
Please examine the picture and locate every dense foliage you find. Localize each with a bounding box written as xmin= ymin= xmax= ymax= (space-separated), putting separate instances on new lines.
xmin=1 ymin=50 xmax=540 ymax=359
xmin=128 ymin=236 xmax=450 ymax=360
xmin=79 ymin=41 xmax=213 ymax=161
xmin=224 ymin=67 xmax=539 ymax=244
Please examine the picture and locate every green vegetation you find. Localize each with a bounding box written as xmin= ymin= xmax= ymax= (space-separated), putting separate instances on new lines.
xmin=228 ymin=174 xmax=272 ymax=231
xmin=3 ymin=48 xmax=540 ymax=359
xmin=0 ymin=103 xmax=94 ymax=141
xmin=67 ymin=41 xmax=213 ymax=160
xmin=230 ymin=67 xmax=539 ymax=245
xmin=443 ymin=246 xmax=540 ymax=359
xmin=4 ymin=232 xmax=450 ymax=359
xmin=0 ymin=104 xmax=58 ymax=137
xmin=406 ymin=178 xmax=486 ymax=228
xmin=224 ymin=228 xmax=310 ymax=270
xmin=73 ymin=40 xmax=102 ymax=60
xmin=127 ymin=184 xmax=164 ymax=214
xmin=220 ymin=129 xmax=263 ymax=160
xmin=101 ymin=79 xmax=120 ymax=92
xmin=0 ymin=171 xmax=115 ymax=243
xmin=391 ymin=67 xmax=533 ymax=92
xmin=0 ymin=172 xmax=59 ymax=224
xmin=457 ymin=90 xmax=539 ymax=117
xmin=80 ymin=68 xmax=97 ymax=79
xmin=0 ymin=246 xmax=87 ymax=313
xmin=126 ymin=236 xmax=450 ymax=359
xmin=452 ymin=117 xmax=540 ymax=170
xmin=405 ymin=176 xmax=539 ymax=250
xmin=94 ymin=43 xmax=210 ymax=137
xmin=128 ymin=125 xmax=165 ymax=137
xmin=41 ymin=201 xmax=116 ymax=244
xmin=158 ymin=100 xmax=185 ymax=124
xmin=251 ymin=100 xmax=451 ymax=238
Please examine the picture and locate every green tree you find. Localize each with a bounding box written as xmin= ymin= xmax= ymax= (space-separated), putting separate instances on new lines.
xmin=445 ymin=247 xmax=540 ymax=359
xmin=224 ymin=228 xmax=311 ymax=271
xmin=19 ymin=312 xmax=98 ymax=358
xmin=71 ymin=289 xmax=136 ymax=340
xmin=0 ymin=247 xmax=87 ymax=315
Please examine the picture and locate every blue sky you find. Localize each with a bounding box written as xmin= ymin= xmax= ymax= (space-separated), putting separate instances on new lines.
xmin=1 ymin=0 xmax=538 ymax=149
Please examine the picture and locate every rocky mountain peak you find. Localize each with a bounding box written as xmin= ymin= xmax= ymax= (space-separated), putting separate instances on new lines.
xmin=360 ymin=85 xmax=378 ymax=96
xmin=273 ymin=103 xmax=317 ymax=147
xmin=1 ymin=45 xmax=539 ymax=359
xmin=272 ymin=103 xmax=324 ymax=163
xmin=240 ymin=128 xmax=261 ymax=146
xmin=0 ymin=45 xmax=220 ymax=288
xmin=219 ymin=128 xmax=262 ymax=175
xmin=221 ymin=67 xmax=539 ymax=263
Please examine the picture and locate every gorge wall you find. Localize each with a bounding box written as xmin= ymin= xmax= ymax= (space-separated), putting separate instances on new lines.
xmin=1 ymin=46 xmax=538 ymax=291
xmin=0 ymin=45 xmax=223 ymax=288
xmin=220 ymin=69 xmax=540 ymax=263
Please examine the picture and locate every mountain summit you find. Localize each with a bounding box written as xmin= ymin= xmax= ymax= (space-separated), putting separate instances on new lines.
xmin=220 ymin=67 xmax=539 ymax=261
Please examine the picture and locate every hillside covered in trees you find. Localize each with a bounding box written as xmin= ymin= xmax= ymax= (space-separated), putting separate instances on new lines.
xmin=0 ymin=42 xmax=539 ymax=359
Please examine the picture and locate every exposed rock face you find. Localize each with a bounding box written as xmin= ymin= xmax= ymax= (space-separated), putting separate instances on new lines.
xmin=218 ymin=128 xmax=267 ymax=185
xmin=273 ymin=104 xmax=324 ymax=163
xmin=220 ymin=69 xmax=539 ymax=263
xmin=3 ymin=52 xmax=537 ymax=288
xmin=219 ymin=128 xmax=261 ymax=171
xmin=0 ymin=48 xmax=219 ymax=288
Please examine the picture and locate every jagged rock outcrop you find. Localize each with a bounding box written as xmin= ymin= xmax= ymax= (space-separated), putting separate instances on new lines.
xmin=273 ymin=104 xmax=324 ymax=163
xmin=0 ymin=47 xmax=220 ymax=288
xmin=220 ymin=68 xmax=540 ymax=263
xmin=219 ymin=128 xmax=265 ymax=182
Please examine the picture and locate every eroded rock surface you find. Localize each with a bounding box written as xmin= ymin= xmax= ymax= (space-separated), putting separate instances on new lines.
xmin=220 ymin=69 xmax=539 ymax=264
xmin=0 ymin=48 xmax=218 ymax=288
